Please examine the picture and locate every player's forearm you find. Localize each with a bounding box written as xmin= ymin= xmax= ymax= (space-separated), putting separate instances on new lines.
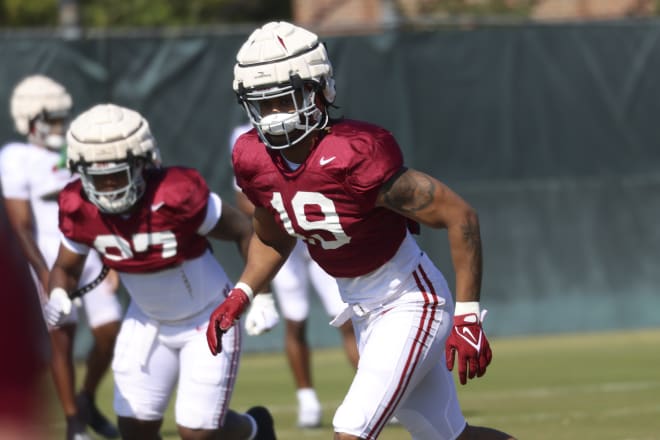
xmin=239 ymin=234 xmax=293 ymax=294
xmin=448 ymin=210 xmax=483 ymax=303
xmin=237 ymin=228 xmax=252 ymax=262
xmin=47 ymin=263 xmax=81 ymax=295
xmin=13 ymin=230 xmax=49 ymax=287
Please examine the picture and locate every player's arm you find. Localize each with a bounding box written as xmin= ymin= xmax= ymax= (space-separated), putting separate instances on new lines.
xmin=207 ymin=205 xmax=295 ymax=355
xmin=243 ymin=206 xmax=296 ymax=293
xmin=235 ymin=189 xmax=256 ymax=217
xmin=376 ymin=167 xmax=482 ymax=303
xmin=44 ymin=243 xmax=87 ymax=326
xmin=377 ymin=167 xmax=491 ymax=384
xmin=2 ymin=198 xmax=50 ymax=290
xmin=233 ymin=190 xmax=281 ymax=336
xmin=48 ymin=243 xmax=86 ymax=295
xmin=205 ymin=199 xmax=253 ymax=261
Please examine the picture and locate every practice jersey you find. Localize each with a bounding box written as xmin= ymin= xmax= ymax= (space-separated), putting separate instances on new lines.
xmin=0 ymin=142 xmax=73 ymax=258
xmin=58 ymin=166 xmax=211 ymax=274
xmin=233 ymin=119 xmax=409 ymax=278
xmin=0 ymin=141 xmax=105 ymax=286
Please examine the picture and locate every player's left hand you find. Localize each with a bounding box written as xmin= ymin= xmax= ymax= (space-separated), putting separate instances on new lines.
xmin=244 ymin=293 xmax=280 ymax=336
xmin=44 ymin=288 xmax=73 ymax=327
xmin=445 ymin=310 xmax=492 ymax=385
xmin=206 ymin=287 xmax=251 ymax=355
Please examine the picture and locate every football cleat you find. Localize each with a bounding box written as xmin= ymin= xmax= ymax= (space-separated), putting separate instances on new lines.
xmin=247 ymin=406 xmax=277 ymax=440
xmin=76 ymin=392 xmax=120 ymax=439
xmin=65 ymin=415 xmax=92 ymax=440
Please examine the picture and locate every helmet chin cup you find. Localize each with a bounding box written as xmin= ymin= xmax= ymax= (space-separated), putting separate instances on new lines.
xmin=45 ymin=134 xmax=66 ymax=150
xmin=259 ymin=113 xmax=299 ymax=136
xmin=93 ymin=188 xmax=139 ymax=214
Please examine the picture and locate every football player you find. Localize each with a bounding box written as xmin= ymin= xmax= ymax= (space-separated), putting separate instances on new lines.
xmin=45 ymin=103 xmax=276 ymax=440
xmin=0 ymin=75 xmax=122 ymax=440
xmin=207 ymin=21 xmax=516 ymax=440
xmin=230 ymin=121 xmax=359 ymax=428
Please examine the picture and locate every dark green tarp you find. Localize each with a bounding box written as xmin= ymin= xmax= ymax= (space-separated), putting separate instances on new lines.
xmin=1 ymin=21 xmax=659 ymax=353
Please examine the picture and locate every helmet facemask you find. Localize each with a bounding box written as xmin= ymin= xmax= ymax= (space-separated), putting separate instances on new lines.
xmin=239 ymin=75 xmax=328 ymax=150
xmin=76 ymin=156 xmax=147 ymax=214
xmin=30 ymin=109 xmax=70 ymax=151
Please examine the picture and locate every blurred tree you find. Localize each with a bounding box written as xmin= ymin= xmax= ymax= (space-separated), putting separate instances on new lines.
xmin=419 ymin=0 xmax=536 ymax=18
xmin=0 ymin=0 xmax=291 ymax=27
xmin=79 ymin=0 xmax=291 ymax=27
xmin=414 ymin=0 xmax=659 ymax=19
xmin=0 ymin=0 xmax=58 ymax=26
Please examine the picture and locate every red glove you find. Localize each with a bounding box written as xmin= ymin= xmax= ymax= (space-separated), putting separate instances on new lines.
xmin=445 ymin=310 xmax=492 ymax=385
xmin=206 ymin=287 xmax=251 ymax=356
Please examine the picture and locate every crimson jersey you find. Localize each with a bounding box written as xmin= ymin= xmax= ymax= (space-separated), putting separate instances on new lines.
xmin=233 ymin=119 xmax=408 ymax=277
xmin=58 ymin=167 xmax=211 ymax=273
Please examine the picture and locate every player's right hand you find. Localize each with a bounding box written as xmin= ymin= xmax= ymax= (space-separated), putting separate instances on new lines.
xmin=44 ymin=288 xmax=73 ymax=327
xmin=206 ymin=287 xmax=251 ymax=355
xmin=244 ymin=293 xmax=280 ymax=336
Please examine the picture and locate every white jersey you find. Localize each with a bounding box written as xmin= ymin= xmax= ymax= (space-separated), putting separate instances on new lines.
xmin=0 ymin=141 xmax=104 ymax=284
xmin=117 ymin=250 xmax=232 ymax=322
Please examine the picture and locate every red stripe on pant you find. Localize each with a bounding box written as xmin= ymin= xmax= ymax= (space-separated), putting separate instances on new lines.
xmin=217 ymin=325 xmax=242 ymax=427
xmin=365 ymin=264 xmax=438 ymax=439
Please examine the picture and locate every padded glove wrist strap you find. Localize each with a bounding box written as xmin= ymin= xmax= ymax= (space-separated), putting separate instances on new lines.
xmin=454 ymin=301 xmax=480 ymax=317
xmin=234 ymin=282 xmax=254 ymax=302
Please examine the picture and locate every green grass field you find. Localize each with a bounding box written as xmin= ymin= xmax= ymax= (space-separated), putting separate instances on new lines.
xmin=47 ymin=328 xmax=660 ymax=439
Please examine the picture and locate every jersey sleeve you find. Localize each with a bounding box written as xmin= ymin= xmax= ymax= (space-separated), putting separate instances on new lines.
xmin=60 ymin=233 xmax=91 ymax=255
xmin=345 ymin=127 xmax=404 ymax=206
xmin=232 ymin=131 xmax=264 ymax=206
xmin=197 ymin=193 xmax=222 ymax=235
xmin=58 ymin=181 xmax=90 ymax=244
xmin=155 ymin=167 xmax=211 ymax=231
xmin=0 ymin=143 xmax=29 ymax=199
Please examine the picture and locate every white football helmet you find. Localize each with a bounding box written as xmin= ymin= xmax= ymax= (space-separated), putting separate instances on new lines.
xmin=233 ymin=21 xmax=336 ymax=149
xmin=10 ymin=75 xmax=73 ymax=150
xmin=67 ymin=104 xmax=159 ymax=214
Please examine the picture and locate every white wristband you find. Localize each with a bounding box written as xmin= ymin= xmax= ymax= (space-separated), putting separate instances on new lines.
xmin=454 ymin=301 xmax=480 ymax=316
xmin=234 ymin=282 xmax=254 ymax=302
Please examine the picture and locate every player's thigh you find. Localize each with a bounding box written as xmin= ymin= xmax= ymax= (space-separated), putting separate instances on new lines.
xmin=112 ymin=305 xmax=178 ymax=421
xmin=175 ymin=324 xmax=242 ymax=430
xmin=396 ymin=360 xmax=466 ymax=440
xmin=272 ymin=242 xmax=310 ymax=321
xmin=81 ymin=276 xmax=123 ymax=328
xmin=333 ymin=301 xmax=449 ymax=439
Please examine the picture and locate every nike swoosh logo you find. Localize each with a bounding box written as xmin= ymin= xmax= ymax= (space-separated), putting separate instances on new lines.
xmin=319 ymin=156 xmax=336 ymax=166
xmin=458 ymin=327 xmax=482 ymax=351
xmin=151 ymin=201 xmax=165 ymax=211
xmin=462 ymin=327 xmax=477 ymax=343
